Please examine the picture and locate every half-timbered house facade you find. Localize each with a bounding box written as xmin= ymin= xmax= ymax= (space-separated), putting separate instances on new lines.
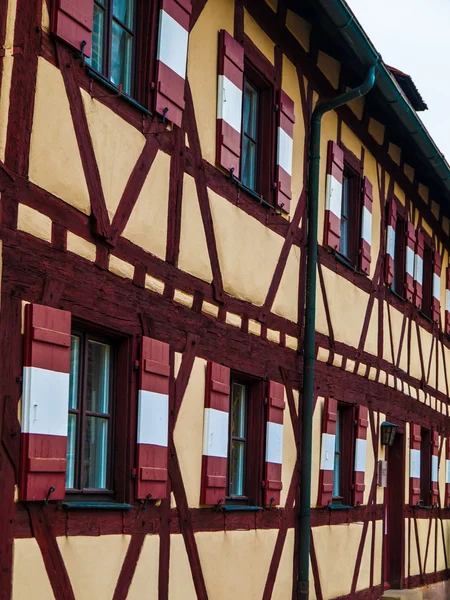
xmin=1 ymin=0 xmax=450 ymax=598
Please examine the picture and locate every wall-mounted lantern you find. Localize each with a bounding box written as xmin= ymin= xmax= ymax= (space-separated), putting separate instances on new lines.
xmin=380 ymin=422 xmax=399 ymax=447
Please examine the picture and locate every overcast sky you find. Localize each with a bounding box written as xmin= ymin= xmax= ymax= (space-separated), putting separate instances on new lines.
xmin=346 ymin=0 xmax=450 ymax=160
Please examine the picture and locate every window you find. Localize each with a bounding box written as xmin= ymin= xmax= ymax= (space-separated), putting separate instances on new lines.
xmin=420 ymin=427 xmax=431 ymax=506
xmin=240 ymin=66 xmax=274 ymax=202
xmin=88 ymin=0 xmax=136 ymax=96
xmin=66 ymin=331 xmax=114 ymax=494
xmin=339 ymin=165 xmax=361 ymax=266
xmin=392 ymin=214 xmax=406 ymax=297
xmin=421 ymin=243 xmax=433 ymax=318
xmin=332 ymin=403 xmax=355 ymax=505
xmin=227 ymin=375 xmax=264 ymax=504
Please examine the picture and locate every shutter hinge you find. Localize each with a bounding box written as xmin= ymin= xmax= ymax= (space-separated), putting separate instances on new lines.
xmin=261 ymin=480 xmax=266 ymax=489
xmin=134 ymin=360 xmax=140 ymax=371
xmin=131 ymin=468 xmax=137 ymax=479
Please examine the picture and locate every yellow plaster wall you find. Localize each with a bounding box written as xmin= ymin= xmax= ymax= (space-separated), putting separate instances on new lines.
xmin=187 ymin=0 xmax=234 ymax=167
xmin=17 ymin=204 xmax=52 ymax=243
xmin=196 ymin=529 xmax=279 ymax=599
xmin=281 ymin=54 xmax=305 ymax=216
xmin=0 ymin=0 xmax=17 ymax=161
xmin=209 ymin=188 xmax=284 ymax=305
xmin=169 ymin=534 xmax=197 ymax=599
xmin=244 ymin=9 xmax=275 ymax=65
xmin=66 ymin=232 xmax=96 ymax=262
xmin=316 ymin=266 xmax=377 ymax=355
xmin=317 ymin=51 xmax=340 ymax=90
xmin=265 ymin=0 xmax=277 ymax=12
xmin=382 ymin=303 xmax=408 ymax=373
xmin=81 ymin=89 xmax=146 ymax=221
xmin=127 ymin=535 xmax=159 ymax=599
xmin=122 ymin=150 xmax=170 ymax=260
xmin=29 ymin=58 xmax=91 ymax=215
xmin=368 ymin=118 xmax=385 ymax=146
xmin=272 ymin=245 xmax=300 ymax=323
xmin=57 ymin=535 xmax=130 ymax=600
xmin=272 ymin=529 xmax=295 ymax=599
xmin=285 ymin=10 xmax=310 ymax=52
xmin=178 ymin=174 xmax=213 ymax=283
xmin=313 ymin=522 xmax=375 ymax=597
xmin=341 ymin=121 xmax=362 ymax=160
xmin=12 ymin=538 xmax=54 ymax=600
xmin=174 ymin=357 xmax=207 ymax=508
xmin=280 ymin=388 xmax=298 ymax=507
xmin=389 ymin=143 xmax=401 ymax=166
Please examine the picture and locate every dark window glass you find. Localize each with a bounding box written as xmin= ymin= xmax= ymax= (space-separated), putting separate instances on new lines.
xmin=339 ymin=168 xmax=360 ymax=266
xmin=393 ymin=216 xmax=406 ymax=296
xmin=88 ymin=0 xmax=135 ymax=96
xmin=229 ymin=382 xmax=247 ymax=497
xmin=66 ymin=332 xmax=113 ymax=493
xmin=420 ymin=428 xmax=431 ymax=506
xmin=332 ymin=403 xmax=354 ymax=505
xmin=241 ymin=79 xmax=259 ymax=191
xmin=422 ymin=244 xmax=433 ymax=317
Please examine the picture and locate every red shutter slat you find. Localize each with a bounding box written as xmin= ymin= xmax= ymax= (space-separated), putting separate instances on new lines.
xmin=276 ymin=91 xmax=295 ymax=213
xmin=216 ymin=30 xmax=244 ymax=174
xmin=432 ymin=251 xmax=442 ymax=323
xmin=51 ymin=0 xmax=94 ymax=57
xmin=410 ymin=423 xmax=421 ymax=506
xmin=136 ymin=337 xmax=170 ymax=500
xmin=385 ymin=199 xmax=397 ymax=285
xmin=20 ymin=304 xmax=71 ymax=501
xmin=414 ymin=229 xmax=424 ymax=309
xmin=353 ymin=405 xmax=369 ymax=505
xmin=264 ymin=381 xmax=285 ymax=506
xmin=317 ymin=397 xmax=338 ymax=507
xmin=446 ymin=267 xmax=450 ymax=336
xmin=431 ymin=431 xmax=439 ymax=507
xmin=359 ymin=177 xmax=373 ymax=274
xmin=324 ymin=142 xmax=344 ymax=251
xmin=154 ymin=0 xmax=192 ymax=127
xmin=405 ymin=221 xmax=416 ymax=302
xmin=446 ymin=439 xmax=450 ymax=508
xmin=200 ymin=362 xmax=230 ymax=505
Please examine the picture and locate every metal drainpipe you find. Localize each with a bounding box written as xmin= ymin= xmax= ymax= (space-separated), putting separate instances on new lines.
xmin=297 ymin=64 xmax=378 ymax=599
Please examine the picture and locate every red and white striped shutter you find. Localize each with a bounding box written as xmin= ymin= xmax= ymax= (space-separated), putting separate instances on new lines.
xmin=20 ymin=304 xmax=71 ymax=501
xmin=136 ymin=337 xmax=170 ymax=500
xmin=431 ymin=431 xmax=439 ymax=506
xmin=410 ymin=424 xmax=421 ymax=506
xmin=385 ymin=199 xmax=397 ymax=285
xmin=446 ymin=267 xmax=450 ymax=336
xmin=216 ymin=30 xmax=244 ymax=174
xmin=446 ymin=438 xmax=450 ymax=507
xmin=414 ymin=229 xmax=424 ymax=309
xmin=432 ymin=251 xmax=442 ymax=323
xmin=154 ymin=0 xmax=192 ymax=128
xmin=276 ymin=91 xmax=295 ymax=214
xmin=51 ymin=0 xmax=94 ymax=57
xmin=324 ymin=142 xmax=344 ymax=251
xmin=360 ymin=177 xmax=373 ymax=274
xmin=264 ymin=381 xmax=285 ymax=506
xmin=317 ymin=397 xmax=338 ymax=507
xmin=200 ymin=362 xmax=230 ymax=505
xmin=353 ymin=406 xmax=368 ymax=505
xmin=405 ymin=221 xmax=416 ymax=302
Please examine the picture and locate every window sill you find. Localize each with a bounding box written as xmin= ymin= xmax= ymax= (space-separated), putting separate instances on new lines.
xmin=388 ymin=288 xmax=406 ymax=303
xmin=221 ymin=505 xmax=263 ymax=512
xmin=229 ymin=171 xmax=276 ymax=213
xmin=419 ymin=311 xmax=434 ymax=324
xmin=327 ymin=504 xmax=353 ymax=510
xmin=85 ymin=65 xmax=151 ymax=116
xmin=332 ymin=250 xmax=367 ymax=277
xmin=61 ymin=501 xmax=133 ymax=510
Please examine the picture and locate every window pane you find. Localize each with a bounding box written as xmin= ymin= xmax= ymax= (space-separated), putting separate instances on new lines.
xmin=243 ymin=81 xmax=258 ymax=139
xmin=242 ymin=137 xmax=257 ymax=190
xmin=87 ymin=4 xmax=105 ymax=73
xmin=340 ymin=175 xmax=350 ymax=257
xmin=69 ymin=335 xmax=80 ymax=410
xmin=231 ymin=383 xmax=246 ymax=438
xmin=230 ymin=440 xmax=245 ymax=496
xmin=111 ymin=22 xmax=133 ymax=94
xmin=86 ymin=341 xmax=110 ymax=414
xmin=83 ymin=416 xmax=108 ymax=489
xmin=333 ymin=409 xmax=341 ymax=497
xmin=113 ymin=0 xmax=134 ymax=28
xmin=66 ymin=413 xmax=77 ymax=489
